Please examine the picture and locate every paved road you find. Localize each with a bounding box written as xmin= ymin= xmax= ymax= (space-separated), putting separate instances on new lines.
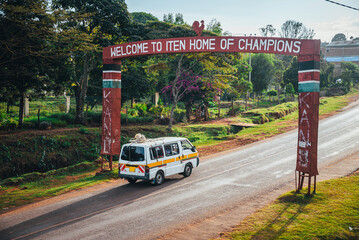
xmin=1 ymin=103 xmax=358 ymax=240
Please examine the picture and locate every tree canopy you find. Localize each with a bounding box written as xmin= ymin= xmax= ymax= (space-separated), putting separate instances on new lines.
xmin=279 ymin=20 xmax=315 ymax=39
xmin=251 ymin=54 xmax=275 ymax=95
xmin=331 ymin=33 xmax=346 ymax=42
xmin=131 ymin=12 xmax=158 ymax=24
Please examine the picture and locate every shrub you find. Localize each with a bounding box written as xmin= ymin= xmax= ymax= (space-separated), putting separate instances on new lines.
xmin=188 ymin=136 xmax=200 ymax=143
xmin=58 ymin=104 xmax=66 ymax=112
xmin=148 ymin=105 xmax=163 ymax=116
xmin=2 ymin=177 xmax=24 ymax=186
xmin=267 ymin=89 xmax=278 ymax=97
xmin=22 ymin=172 xmax=45 ymax=182
xmin=134 ymin=103 xmax=148 ymax=117
xmin=208 ymin=101 xmax=217 ymax=108
xmin=49 ymin=113 xmax=75 ymax=124
xmin=174 ymin=109 xmax=186 ymax=123
xmin=227 ymin=104 xmax=245 ymax=116
xmin=121 ymin=114 xmax=154 ymax=124
xmin=0 ymin=118 xmax=18 ymax=130
xmin=39 ymin=121 xmax=52 ymax=130
xmin=79 ymin=126 xmax=89 ymax=134
xmin=86 ymin=112 xmax=102 ymax=124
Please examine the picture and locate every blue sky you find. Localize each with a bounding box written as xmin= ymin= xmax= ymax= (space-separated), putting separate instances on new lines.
xmin=126 ymin=0 xmax=359 ymax=42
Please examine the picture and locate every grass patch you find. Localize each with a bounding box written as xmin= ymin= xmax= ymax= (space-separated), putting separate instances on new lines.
xmin=223 ymin=173 xmax=359 ymax=240
xmin=173 ymin=124 xmax=234 ymax=146
xmin=0 ymin=164 xmax=118 ymax=211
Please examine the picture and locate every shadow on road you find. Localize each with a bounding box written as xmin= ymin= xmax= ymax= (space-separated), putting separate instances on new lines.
xmin=0 ymin=177 xmax=184 ymax=240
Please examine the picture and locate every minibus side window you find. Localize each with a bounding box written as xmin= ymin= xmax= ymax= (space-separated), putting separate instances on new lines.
xmin=164 ymin=143 xmax=179 ymax=156
xmin=150 ymin=148 xmax=156 ymax=160
xmin=150 ymin=146 xmax=164 ymax=160
xmin=156 ymin=146 xmax=164 ymax=158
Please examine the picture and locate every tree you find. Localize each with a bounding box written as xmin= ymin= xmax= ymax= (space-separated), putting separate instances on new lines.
xmin=283 ymin=57 xmax=299 ymax=93
xmin=279 ymin=20 xmax=315 ymax=39
xmin=174 ymin=13 xmax=185 ymax=25
xmin=251 ymin=54 xmax=275 ymax=96
xmin=53 ymin=0 xmax=131 ymax=124
xmin=206 ymin=18 xmax=222 ymax=35
xmin=0 ymin=0 xmax=55 ymax=127
xmin=163 ymin=13 xmax=174 ymax=23
xmin=285 ymin=83 xmax=295 ymax=97
xmin=340 ymin=62 xmax=359 ymax=92
xmin=259 ymin=24 xmax=276 ymax=37
xmin=131 ymin=12 xmax=158 ymax=24
xmin=320 ymin=57 xmax=335 ymax=88
xmin=267 ymin=89 xmax=277 ymax=102
xmin=331 ymin=33 xmax=346 ymax=42
xmin=121 ymin=58 xmax=154 ymax=106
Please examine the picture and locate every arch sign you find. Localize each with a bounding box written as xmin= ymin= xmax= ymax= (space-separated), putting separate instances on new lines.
xmin=102 ymin=35 xmax=320 ymax=194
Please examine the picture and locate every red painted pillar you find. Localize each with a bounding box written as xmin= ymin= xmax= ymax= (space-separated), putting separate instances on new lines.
xmin=101 ymin=59 xmax=122 ymax=169
xmin=296 ymin=54 xmax=320 ymax=179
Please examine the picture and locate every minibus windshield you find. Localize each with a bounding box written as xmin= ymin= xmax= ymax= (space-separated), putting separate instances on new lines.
xmin=121 ymin=146 xmax=145 ymax=161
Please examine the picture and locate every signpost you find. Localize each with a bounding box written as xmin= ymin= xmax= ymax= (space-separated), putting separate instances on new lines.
xmin=102 ymin=33 xmax=321 ymax=194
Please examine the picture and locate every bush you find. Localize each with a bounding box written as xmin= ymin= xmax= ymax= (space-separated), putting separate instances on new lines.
xmin=174 ymin=109 xmax=186 ymax=123
xmin=49 ymin=113 xmax=75 ymax=124
xmin=2 ymin=177 xmax=24 ymax=186
xmin=86 ymin=112 xmax=102 ymax=124
xmin=227 ymin=104 xmax=245 ymax=116
xmin=39 ymin=121 xmax=52 ymax=130
xmin=58 ymin=104 xmax=66 ymax=112
xmin=22 ymin=172 xmax=45 ymax=182
xmin=79 ymin=126 xmax=89 ymax=134
xmin=127 ymin=108 xmax=138 ymax=116
xmin=267 ymin=89 xmax=278 ymax=97
xmin=134 ymin=103 xmax=148 ymax=117
xmin=121 ymin=113 xmax=154 ymax=124
xmin=208 ymin=101 xmax=217 ymax=108
xmin=0 ymin=118 xmax=18 ymax=130
xmin=148 ymin=105 xmax=163 ymax=116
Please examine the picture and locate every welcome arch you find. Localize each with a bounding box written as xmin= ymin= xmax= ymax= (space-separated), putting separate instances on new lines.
xmin=101 ymin=36 xmax=321 ymax=194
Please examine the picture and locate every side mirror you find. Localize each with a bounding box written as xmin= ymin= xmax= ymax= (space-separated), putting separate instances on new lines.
xmin=191 ymin=146 xmax=196 ymax=152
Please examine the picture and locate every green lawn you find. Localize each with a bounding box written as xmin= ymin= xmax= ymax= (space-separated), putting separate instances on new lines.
xmin=0 ymin=165 xmax=118 ymax=210
xmin=223 ymin=173 xmax=359 ymax=240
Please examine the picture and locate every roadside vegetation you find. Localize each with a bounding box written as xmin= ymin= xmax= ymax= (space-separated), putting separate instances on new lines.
xmin=220 ymin=172 xmax=359 ymax=240
xmin=1 ymin=91 xmax=358 ymax=212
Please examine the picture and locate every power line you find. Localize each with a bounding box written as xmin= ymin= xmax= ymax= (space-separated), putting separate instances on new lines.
xmin=324 ymin=0 xmax=359 ymax=11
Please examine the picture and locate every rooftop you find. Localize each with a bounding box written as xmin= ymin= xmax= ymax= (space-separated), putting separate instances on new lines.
xmin=326 ymin=39 xmax=359 ymax=48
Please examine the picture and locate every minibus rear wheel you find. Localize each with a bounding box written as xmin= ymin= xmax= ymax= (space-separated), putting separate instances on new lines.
xmin=128 ymin=178 xmax=137 ymax=184
xmin=154 ymin=171 xmax=164 ymax=185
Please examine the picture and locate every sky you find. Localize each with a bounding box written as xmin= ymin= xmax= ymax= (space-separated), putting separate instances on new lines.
xmin=126 ymin=0 xmax=359 ymax=43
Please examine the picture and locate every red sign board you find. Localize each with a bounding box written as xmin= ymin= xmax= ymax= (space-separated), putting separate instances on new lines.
xmin=103 ymin=37 xmax=320 ymax=60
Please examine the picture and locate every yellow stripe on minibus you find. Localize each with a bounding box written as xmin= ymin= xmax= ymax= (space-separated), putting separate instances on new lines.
xmin=164 ymin=158 xmax=175 ymax=164
xmin=188 ymin=153 xmax=198 ymax=158
xmin=148 ymin=161 xmax=163 ymax=168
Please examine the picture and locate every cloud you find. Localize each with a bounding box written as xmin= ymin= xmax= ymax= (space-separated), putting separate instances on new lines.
xmin=313 ymin=16 xmax=359 ymax=41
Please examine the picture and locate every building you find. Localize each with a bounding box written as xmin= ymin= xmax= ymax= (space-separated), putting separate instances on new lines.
xmin=322 ymin=39 xmax=359 ymax=76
